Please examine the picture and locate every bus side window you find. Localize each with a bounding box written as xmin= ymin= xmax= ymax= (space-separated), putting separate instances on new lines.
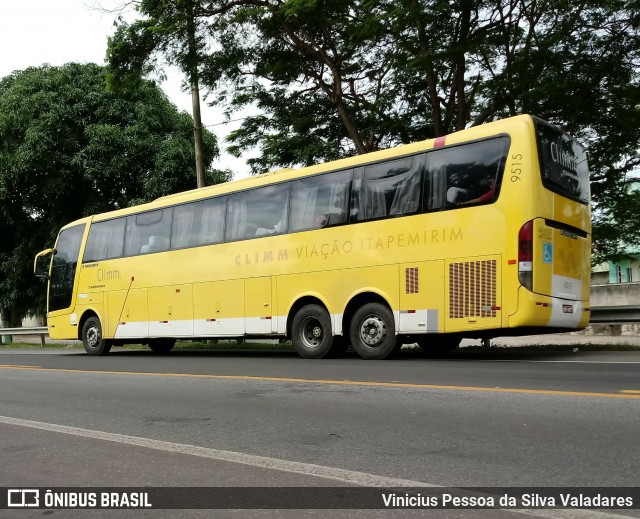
xmin=290 ymin=170 xmax=351 ymax=232
xmin=424 ymin=137 xmax=509 ymax=211
xmin=356 ymin=156 xmax=421 ymax=221
xmin=124 ymin=209 xmax=172 ymax=256
xmin=83 ymin=218 xmax=126 ymax=262
xmin=172 ymin=197 xmax=226 ymax=249
xmin=226 ymin=183 xmax=290 ymax=241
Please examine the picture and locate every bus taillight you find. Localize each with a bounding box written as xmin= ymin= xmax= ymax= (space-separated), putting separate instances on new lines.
xmin=518 ymin=220 xmax=533 ymax=290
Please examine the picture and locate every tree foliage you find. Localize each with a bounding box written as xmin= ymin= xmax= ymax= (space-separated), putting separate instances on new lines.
xmin=0 ymin=63 xmax=227 ymax=322
xmin=107 ymin=0 xmax=212 ymax=186
xmin=109 ymin=0 xmax=640 ymax=263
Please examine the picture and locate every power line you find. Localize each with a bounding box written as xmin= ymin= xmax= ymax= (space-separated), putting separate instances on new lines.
xmin=203 ymin=116 xmax=248 ymax=128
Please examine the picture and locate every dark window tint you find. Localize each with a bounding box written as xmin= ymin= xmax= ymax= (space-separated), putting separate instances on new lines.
xmin=124 ymin=209 xmax=172 ymax=256
xmin=49 ymin=224 xmax=85 ymax=312
xmin=172 ymin=197 xmax=226 ymax=249
xmin=83 ymin=218 xmax=125 ymax=262
xmin=290 ymin=170 xmax=351 ymax=231
xmin=535 ymin=121 xmax=589 ymax=203
xmin=424 ymin=137 xmax=509 ymax=210
xmin=226 ymin=183 xmax=290 ymax=241
xmin=355 ymin=156 xmax=421 ymax=221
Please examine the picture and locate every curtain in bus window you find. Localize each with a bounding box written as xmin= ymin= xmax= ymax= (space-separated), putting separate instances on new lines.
xmin=290 ymin=186 xmax=318 ymax=230
xmin=426 ymin=164 xmax=447 ymax=210
xmin=173 ymin=197 xmax=225 ymax=249
xmin=226 ymin=183 xmax=290 ymax=240
xmin=124 ymin=208 xmax=172 ymax=256
xmin=83 ymin=218 xmax=125 ymax=262
xmin=424 ymin=137 xmax=508 ymax=210
xmin=357 ymin=156 xmax=421 ymax=221
xmin=290 ymin=170 xmax=350 ymax=232
xmin=200 ymin=199 xmax=225 ymax=244
xmin=172 ymin=206 xmax=195 ymax=249
xmin=225 ymin=195 xmax=247 ymax=242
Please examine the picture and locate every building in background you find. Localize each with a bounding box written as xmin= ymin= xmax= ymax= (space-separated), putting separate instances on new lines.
xmin=592 ymin=247 xmax=640 ymax=285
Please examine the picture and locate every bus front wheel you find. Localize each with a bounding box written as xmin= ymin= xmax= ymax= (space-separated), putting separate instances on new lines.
xmin=349 ymin=303 xmax=399 ymax=360
xmin=81 ymin=316 xmax=112 ymax=356
xmin=291 ymin=304 xmax=334 ymax=359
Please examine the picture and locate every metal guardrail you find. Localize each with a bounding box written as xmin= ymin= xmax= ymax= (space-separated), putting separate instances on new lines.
xmin=0 ymin=307 xmax=638 ymax=347
xmin=589 ymin=305 xmax=640 ymax=324
xmin=0 ymin=326 xmax=48 ymax=346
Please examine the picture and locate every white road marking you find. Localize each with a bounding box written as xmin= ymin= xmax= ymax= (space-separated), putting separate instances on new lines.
xmin=0 ymin=415 xmax=631 ymax=518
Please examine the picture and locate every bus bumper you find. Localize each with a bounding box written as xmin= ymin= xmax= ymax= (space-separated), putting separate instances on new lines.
xmin=509 ymin=287 xmax=590 ymax=331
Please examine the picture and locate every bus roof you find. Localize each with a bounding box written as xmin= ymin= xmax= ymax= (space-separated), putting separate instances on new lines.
xmin=84 ymin=114 xmax=535 ymax=224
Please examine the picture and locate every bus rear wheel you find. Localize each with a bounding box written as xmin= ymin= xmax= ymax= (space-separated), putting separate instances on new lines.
xmin=82 ymin=316 xmax=112 ymax=356
xmin=291 ymin=304 xmax=335 ymax=359
xmin=349 ymin=303 xmax=399 ymax=360
xmin=148 ymin=339 xmax=176 ymax=354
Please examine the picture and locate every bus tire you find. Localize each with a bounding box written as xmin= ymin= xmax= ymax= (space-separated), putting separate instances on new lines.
xmin=291 ymin=304 xmax=334 ymax=359
xmin=148 ymin=339 xmax=176 ymax=354
xmin=82 ymin=316 xmax=111 ymax=356
xmin=417 ymin=336 xmax=460 ymax=356
xmin=349 ymin=303 xmax=398 ymax=360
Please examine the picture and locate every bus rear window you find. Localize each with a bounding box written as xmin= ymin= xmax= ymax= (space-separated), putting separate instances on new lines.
xmin=535 ymin=120 xmax=589 ymax=203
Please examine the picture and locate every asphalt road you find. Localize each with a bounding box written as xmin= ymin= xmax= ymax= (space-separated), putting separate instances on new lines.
xmin=0 ymin=345 xmax=638 ymax=519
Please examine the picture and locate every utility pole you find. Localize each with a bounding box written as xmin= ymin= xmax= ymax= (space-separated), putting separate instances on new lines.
xmin=186 ymin=0 xmax=206 ymax=188
xmin=1 ymin=307 xmax=13 ymax=344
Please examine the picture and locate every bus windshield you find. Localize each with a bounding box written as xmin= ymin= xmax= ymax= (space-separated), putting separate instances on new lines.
xmin=49 ymin=224 xmax=85 ymax=312
xmin=535 ymin=120 xmax=589 ymax=204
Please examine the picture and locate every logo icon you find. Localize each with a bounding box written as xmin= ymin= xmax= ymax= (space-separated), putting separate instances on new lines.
xmin=8 ymin=489 xmax=40 ymax=507
xmin=543 ymin=242 xmax=553 ymax=264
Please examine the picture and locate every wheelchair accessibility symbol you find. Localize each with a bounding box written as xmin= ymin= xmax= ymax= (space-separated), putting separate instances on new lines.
xmin=543 ymin=242 xmax=553 ymax=264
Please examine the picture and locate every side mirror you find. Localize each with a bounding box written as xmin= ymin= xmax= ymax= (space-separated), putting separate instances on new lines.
xmin=34 ymin=248 xmax=56 ymax=279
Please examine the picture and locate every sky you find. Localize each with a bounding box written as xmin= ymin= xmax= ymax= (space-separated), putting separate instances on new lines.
xmin=0 ymin=0 xmax=251 ymax=179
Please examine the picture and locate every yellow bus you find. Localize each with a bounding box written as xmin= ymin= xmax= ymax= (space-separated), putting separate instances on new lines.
xmin=34 ymin=114 xmax=591 ymax=359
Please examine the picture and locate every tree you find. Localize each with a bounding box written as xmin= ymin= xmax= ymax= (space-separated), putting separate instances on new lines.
xmin=196 ymin=0 xmax=640 ymax=261
xmin=106 ymin=0 xmax=211 ymax=187
xmin=199 ymin=0 xmax=403 ymax=172
xmin=0 ymin=63 xmax=228 ymax=324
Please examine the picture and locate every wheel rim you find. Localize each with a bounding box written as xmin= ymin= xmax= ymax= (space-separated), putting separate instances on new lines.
xmin=359 ymin=315 xmax=386 ymax=348
xmin=300 ymin=316 xmax=324 ymax=349
xmin=86 ymin=326 xmax=100 ymax=348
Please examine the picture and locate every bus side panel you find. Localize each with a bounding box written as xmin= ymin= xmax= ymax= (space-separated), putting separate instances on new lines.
xmin=47 ymin=313 xmax=79 ymax=340
xmin=193 ymin=279 xmax=245 ymax=336
xmin=398 ymin=261 xmax=444 ymax=333
xmin=148 ymin=284 xmax=194 ymax=337
xmin=276 ymin=266 xmax=400 ymax=336
xmin=74 ymin=290 xmax=105 ymax=338
xmin=109 ymin=288 xmax=148 ymax=339
xmin=245 ymin=277 xmax=274 ymax=334
xmin=444 ymin=255 xmax=502 ymax=333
